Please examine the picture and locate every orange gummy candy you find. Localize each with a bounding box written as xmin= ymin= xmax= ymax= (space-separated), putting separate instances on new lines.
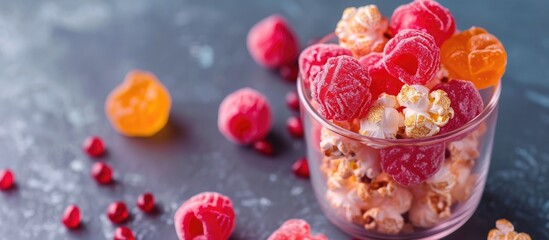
xmin=441 ymin=27 xmax=507 ymax=89
xmin=105 ymin=70 xmax=171 ymax=137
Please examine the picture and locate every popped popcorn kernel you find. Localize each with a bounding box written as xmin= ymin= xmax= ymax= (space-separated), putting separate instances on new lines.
xmin=336 ymin=5 xmax=388 ymax=58
xmin=326 ymin=188 xmax=366 ymax=224
xmin=448 ymin=124 xmax=486 ymax=163
xmin=320 ymin=127 xmax=360 ymax=158
xmin=409 ymin=191 xmax=452 ymax=228
xmin=362 ymin=208 xmax=404 ymax=235
xmin=359 ymin=94 xmax=404 ymax=139
xmin=397 ymin=84 xmax=454 ymax=138
xmin=487 ymin=219 xmax=532 ymax=240
xmin=353 ymin=146 xmax=382 ymax=181
xmin=450 ymin=161 xmax=476 ymax=203
xmin=426 ymin=162 xmax=456 ymax=194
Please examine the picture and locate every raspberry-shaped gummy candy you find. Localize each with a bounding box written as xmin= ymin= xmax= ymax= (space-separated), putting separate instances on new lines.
xmin=384 ymin=29 xmax=440 ymax=85
xmin=298 ymin=44 xmax=352 ymax=89
xmin=218 ymin=88 xmax=272 ymax=145
xmin=267 ymin=219 xmax=327 ymax=240
xmin=432 ymin=80 xmax=483 ymax=134
xmin=105 ymin=70 xmax=171 ymax=137
xmin=390 ymin=0 xmax=456 ymax=46
xmin=175 ymin=192 xmax=236 ymax=240
xmin=441 ymin=27 xmax=507 ymax=89
xmin=311 ymin=55 xmax=373 ymax=121
xmin=247 ymin=15 xmax=299 ymax=69
xmin=335 ymin=5 xmax=389 ymax=58
xmin=380 ymin=143 xmax=445 ymax=186
xmin=359 ymin=52 xmax=404 ymax=97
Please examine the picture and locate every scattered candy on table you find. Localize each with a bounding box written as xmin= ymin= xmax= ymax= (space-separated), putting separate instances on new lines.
xmin=107 ymin=201 xmax=130 ymax=224
xmin=62 ymin=205 xmax=81 ymax=229
xmin=91 ymin=162 xmax=114 ymax=185
xmin=0 ymin=169 xmax=14 ymax=190
xmin=267 ymin=219 xmax=327 ymax=240
xmin=174 ymin=192 xmax=236 ymax=240
xmin=82 ymin=136 xmax=106 ymax=157
xmin=137 ymin=192 xmax=156 ymax=213
xmin=114 ymin=226 xmax=136 ymax=240
xmin=105 ymin=70 xmax=172 ymax=137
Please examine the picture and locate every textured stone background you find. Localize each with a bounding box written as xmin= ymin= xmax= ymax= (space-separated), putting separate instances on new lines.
xmin=0 ymin=0 xmax=548 ymax=239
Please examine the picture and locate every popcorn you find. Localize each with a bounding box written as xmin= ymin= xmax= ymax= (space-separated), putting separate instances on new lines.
xmin=397 ymin=84 xmax=454 ymax=138
xmin=326 ymin=188 xmax=367 ymax=224
xmin=335 ymin=5 xmax=389 ymax=58
xmin=320 ymin=127 xmax=360 ymax=158
xmin=354 ymin=147 xmax=382 ymax=181
xmin=426 ymin=162 xmax=456 ymax=194
xmin=487 ymin=219 xmax=532 ymax=240
xmin=450 ymin=161 xmax=476 ymax=203
xmin=409 ymin=191 xmax=452 ymax=228
xmin=357 ymin=173 xmax=412 ymax=215
xmin=448 ymin=124 xmax=486 ymax=163
xmin=359 ymin=94 xmax=404 ymax=139
xmin=362 ymin=208 xmax=404 ymax=235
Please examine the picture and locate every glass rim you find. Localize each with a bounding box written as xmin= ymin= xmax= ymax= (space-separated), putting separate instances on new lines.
xmin=297 ymin=45 xmax=501 ymax=146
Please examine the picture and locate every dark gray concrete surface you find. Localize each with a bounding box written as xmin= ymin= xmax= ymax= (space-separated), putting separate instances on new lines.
xmin=0 ymin=0 xmax=548 ymax=239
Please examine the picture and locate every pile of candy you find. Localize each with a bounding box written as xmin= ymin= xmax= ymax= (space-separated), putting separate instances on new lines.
xmin=297 ymin=0 xmax=507 ymax=235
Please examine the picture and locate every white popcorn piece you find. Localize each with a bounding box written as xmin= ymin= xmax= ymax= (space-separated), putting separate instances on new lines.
xmin=362 ymin=208 xmax=404 ymax=235
xmin=353 ymin=146 xmax=382 ymax=181
xmin=448 ymin=126 xmax=485 ymax=163
xmin=409 ymin=191 xmax=452 ymax=228
xmin=397 ymin=84 xmax=454 ymax=138
xmin=487 ymin=219 xmax=532 ymax=240
xmin=336 ymin=5 xmax=388 ymax=57
xmin=359 ymin=94 xmax=404 ymax=139
xmin=426 ymin=162 xmax=456 ymax=194
xmin=320 ymin=127 xmax=360 ymax=158
xmin=326 ymin=188 xmax=367 ymax=224
xmin=450 ymin=161 xmax=476 ymax=203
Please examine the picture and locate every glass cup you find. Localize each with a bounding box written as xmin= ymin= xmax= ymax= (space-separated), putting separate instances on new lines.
xmin=297 ymin=36 xmax=500 ymax=240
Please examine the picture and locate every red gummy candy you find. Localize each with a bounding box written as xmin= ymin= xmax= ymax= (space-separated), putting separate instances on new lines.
xmin=299 ymin=43 xmax=352 ymax=89
xmin=380 ymin=144 xmax=444 ymax=186
xmin=114 ymin=226 xmax=135 ymax=240
xmin=0 ymin=169 xmax=14 ymax=190
xmin=286 ymin=91 xmax=300 ymax=112
xmin=175 ymin=192 xmax=236 ymax=240
xmin=247 ymin=15 xmax=299 ymax=69
xmin=91 ymin=162 xmax=113 ymax=184
xmin=267 ymin=219 xmax=327 ymax=240
xmin=137 ymin=192 xmax=155 ymax=213
xmin=292 ymin=158 xmax=310 ymax=178
xmin=390 ymin=0 xmax=456 ymax=46
xmin=287 ymin=116 xmax=304 ymax=138
xmin=218 ymin=88 xmax=273 ymax=145
xmin=82 ymin=136 xmax=105 ymax=157
xmin=253 ymin=139 xmax=274 ymax=156
xmin=107 ymin=201 xmax=130 ymax=224
xmin=359 ymin=52 xmax=404 ymax=97
xmin=279 ymin=62 xmax=299 ymax=82
xmin=311 ymin=55 xmax=373 ymax=121
xmin=62 ymin=205 xmax=81 ymax=229
xmin=432 ymin=80 xmax=484 ymax=134
xmin=383 ymin=29 xmax=440 ymax=85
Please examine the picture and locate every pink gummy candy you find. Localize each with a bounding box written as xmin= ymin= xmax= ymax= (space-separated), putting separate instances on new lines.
xmin=390 ymin=0 xmax=456 ymax=46
xmin=174 ymin=192 xmax=236 ymax=240
xmin=380 ymin=143 xmax=445 ymax=186
xmin=359 ymin=52 xmax=404 ymax=97
xmin=432 ymin=79 xmax=484 ymax=134
xmin=218 ymin=88 xmax=272 ymax=145
xmin=311 ymin=55 xmax=373 ymax=121
xmin=247 ymin=15 xmax=299 ymax=69
xmin=383 ymin=29 xmax=440 ymax=85
xmin=299 ymin=43 xmax=352 ymax=89
xmin=267 ymin=219 xmax=327 ymax=240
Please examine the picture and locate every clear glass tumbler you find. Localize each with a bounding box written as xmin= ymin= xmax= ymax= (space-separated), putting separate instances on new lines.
xmin=298 ymin=36 xmax=500 ymax=240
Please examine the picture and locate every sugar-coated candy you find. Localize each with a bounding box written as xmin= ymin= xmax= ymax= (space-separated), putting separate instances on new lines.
xmin=105 ymin=70 xmax=171 ymax=137
xmin=441 ymin=27 xmax=507 ymax=89
xmin=247 ymin=15 xmax=299 ymax=69
xmin=409 ymin=191 xmax=452 ymax=228
xmin=362 ymin=207 xmax=404 ymax=235
xmin=390 ymin=0 xmax=456 ymax=46
xmin=359 ymin=94 xmax=404 ymax=139
xmin=487 ymin=219 xmax=532 ymax=240
xmin=175 ymin=192 xmax=236 ymax=240
xmin=311 ymin=56 xmax=373 ymax=121
xmin=218 ymin=88 xmax=272 ymax=145
xmin=380 ymin=143 xmax=445 ymax=186
xmin=267 ymin=219 xmax=327 ymax=240
xmin=359 ymin=53 xmax=404 ymax=97
xmin=299 ymin=44 xmax=352 ymax=89
xmin=335 ymin=5 xmax=389 ymax=58
xmin=279 ymin=62 xmax=299 ymax=82
xmin=432 ymin=80 xmax=483 ymax=134
xmin=383 ymin=29 xmax=440 ymax=85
